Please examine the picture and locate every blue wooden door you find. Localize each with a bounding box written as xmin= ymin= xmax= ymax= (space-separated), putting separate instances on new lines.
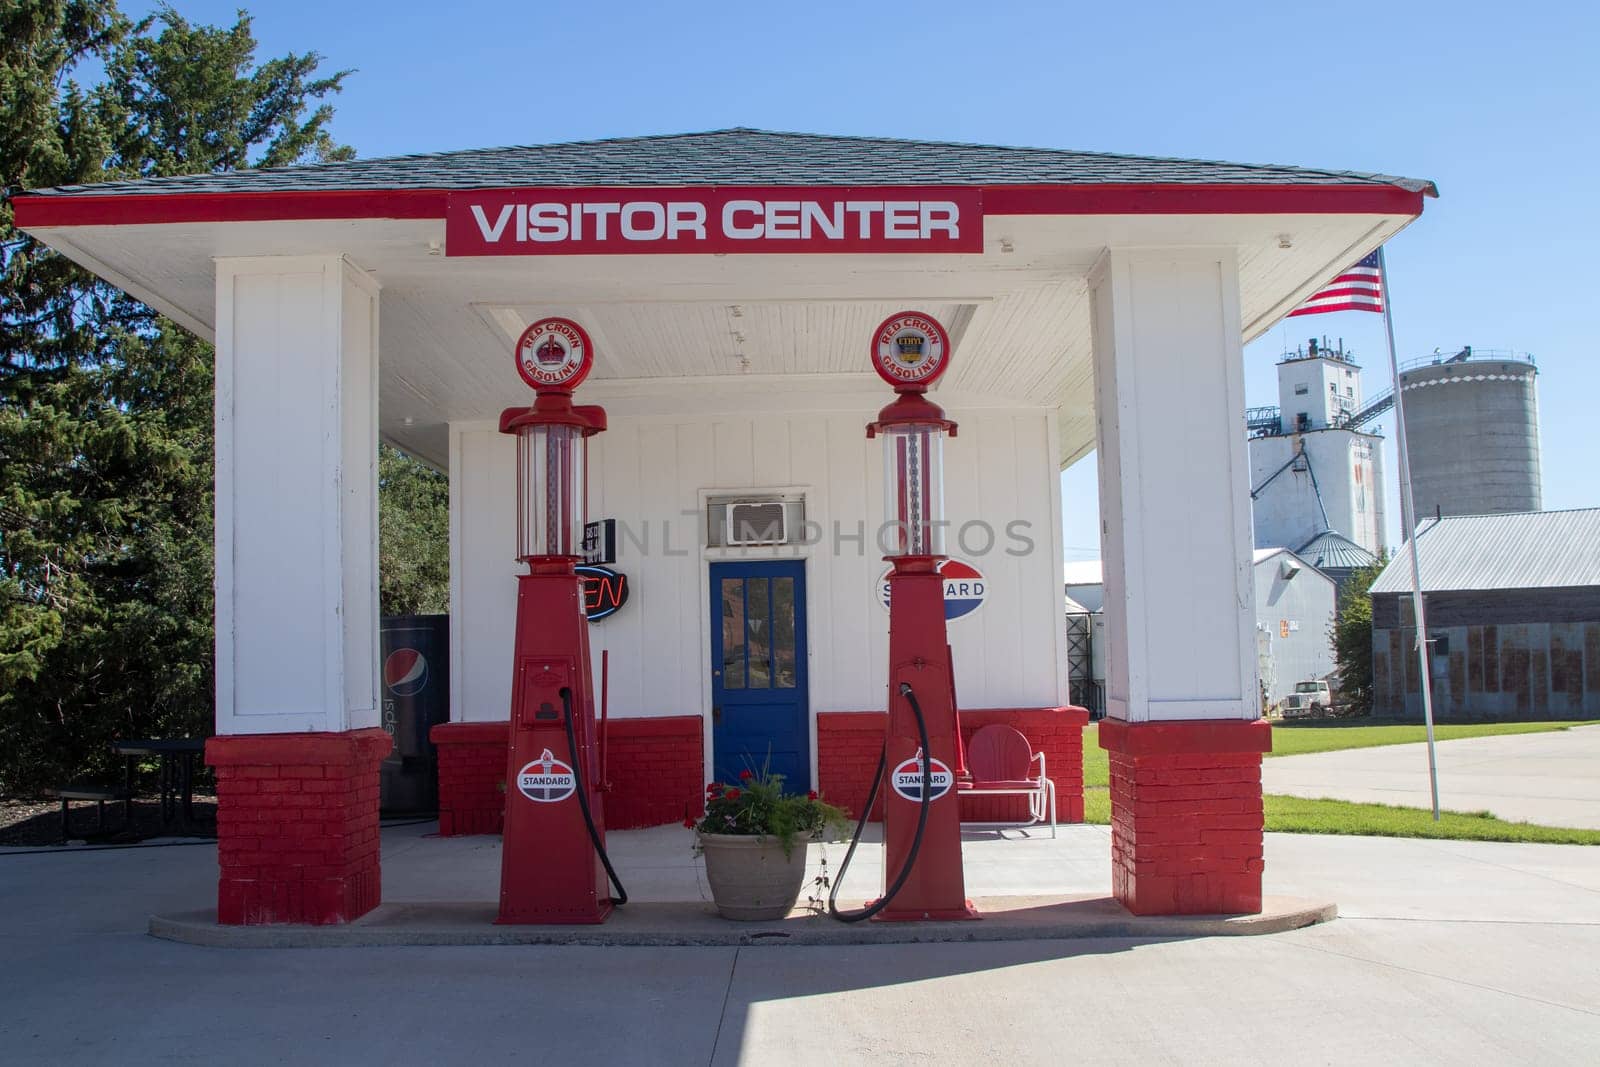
xmin=710 ymin=560 xmax=810 ymax=792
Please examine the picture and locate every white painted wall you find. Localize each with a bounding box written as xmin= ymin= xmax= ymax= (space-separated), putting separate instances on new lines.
xmin=1250 ymin=428 xmax=1386 ymax=556
xmin=1090 ymin=248 xmax=1259 ymax=723
xmin=1252 ymin=550 xmax=1337 ymax=705
xmin=449 ymin=405 xmax=1066 ymax=737
xmin=214 ymin=255 xmax=381 ymax=735
xmin=1276 ymin=355 xmax=1361 ymax=429
xmin=1061 ymin=564 xmax=1330 ymax=711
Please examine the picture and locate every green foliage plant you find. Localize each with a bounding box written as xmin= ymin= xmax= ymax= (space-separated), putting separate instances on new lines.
xmin=689 ymin=765 xmax=849 ymax=857
xmin=0 ymin=2 xmax=353 ymax=792
xmin=1331 ymin=555 xmax=1387 ymax=717
xmin=378 ymin=444 xmax=449 ymax=616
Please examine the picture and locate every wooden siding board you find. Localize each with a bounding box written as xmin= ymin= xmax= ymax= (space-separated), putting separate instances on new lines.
xmin=1587 ymin=623 xmax=1600 ymax=697
xmin=1478 ymin=620 xmax=1491 ymax=697
xmin=1466 ymin=626 xmax=1484 ymax=695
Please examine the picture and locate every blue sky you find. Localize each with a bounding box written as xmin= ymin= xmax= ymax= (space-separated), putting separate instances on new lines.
xmin=131 ymin=0 xmax=1599 ymax=558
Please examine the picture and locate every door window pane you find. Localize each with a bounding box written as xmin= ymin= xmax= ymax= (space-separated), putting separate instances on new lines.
xmin=773 ymin=577 xmax=796 ymax=689
xmin=746 ymin=577 xmax=771 ymax=688
xmin=720 ymin=578 xmax=745 ymax=688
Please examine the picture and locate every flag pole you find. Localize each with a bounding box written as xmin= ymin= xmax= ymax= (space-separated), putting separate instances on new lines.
xmin=1376 ymin=245 xmax=1441 ymax=820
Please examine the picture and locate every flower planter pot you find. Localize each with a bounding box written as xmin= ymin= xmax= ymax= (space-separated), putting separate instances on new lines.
xmin=696 ymin=832 xmax=808 ymax=920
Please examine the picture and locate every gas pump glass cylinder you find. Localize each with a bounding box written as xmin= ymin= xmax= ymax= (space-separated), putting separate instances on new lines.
xmin=515 ymin=423 xmax=587 ymax=559
xmin=882 ymin=423 xmax=945 ymax=557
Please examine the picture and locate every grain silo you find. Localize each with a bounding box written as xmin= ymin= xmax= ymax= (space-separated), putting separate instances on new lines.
xmin=1399 ymin=347 xmax=1541 ymax=532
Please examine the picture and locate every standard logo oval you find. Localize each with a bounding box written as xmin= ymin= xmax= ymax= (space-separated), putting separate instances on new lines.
xmin=516 ymin=749 xmax=577 ymax=803
xmin=514 ymin=316 xmax=594 ymax=391
xmin=871 ymin=311 xmax=950 ymax=389
xmin=877 ymin=558 xmax=987 ymax=621
xmin=891 ymin=749 xmax=953 ymax=802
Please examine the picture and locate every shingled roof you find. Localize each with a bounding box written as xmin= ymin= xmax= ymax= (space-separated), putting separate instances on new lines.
xmin=26 ymin=128 xmax=1439 ymax=198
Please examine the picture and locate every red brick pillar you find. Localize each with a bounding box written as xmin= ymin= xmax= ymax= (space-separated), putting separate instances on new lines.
xmin=1099 ymin=718 xmax=1271 ymax=915
xmin=207 ymin=728 xmax=391 ymax=925
xmin=430 ymin=722 xmax=510 ymax=836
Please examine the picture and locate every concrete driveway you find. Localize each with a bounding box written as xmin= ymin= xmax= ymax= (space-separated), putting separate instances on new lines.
xmin=4 ymin=823 xmax=1599 ymax=1064
xmin=1262 ymin=724 xmax=1600 ymax=828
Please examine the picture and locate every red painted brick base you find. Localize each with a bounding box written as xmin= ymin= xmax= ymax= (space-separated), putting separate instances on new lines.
xmin=1099 ymin=718 xmax=1272 ymax=916
xmin=431 ymin=722 xmax=511 ymax=836
xmin=815 ymin=712 xmax=889 ymax=821
xmin=431 ymin=716 xmax=706 ymax=836
xmin=207 ymin=728 xmax=391 ymax=925
xmin=602 ymin=716 xmax=706 ymax=829
xmin=816 ymin=707 xmax=1090 ymax=823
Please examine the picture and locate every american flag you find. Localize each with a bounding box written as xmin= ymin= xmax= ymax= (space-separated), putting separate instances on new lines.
xmin=1288 ymin=251 xmax=1384 ymax=316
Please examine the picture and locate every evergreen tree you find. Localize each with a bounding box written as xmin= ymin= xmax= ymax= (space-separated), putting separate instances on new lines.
xmin=1331 ymin=557 xmax=1387 ymax=717
xmin=0 ymin=2 xmax=350 ymax=792
xmin=379 ymin=445 xmax=449 ymax=616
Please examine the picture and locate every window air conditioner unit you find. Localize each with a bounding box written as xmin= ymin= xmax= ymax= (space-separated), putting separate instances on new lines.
xmin=725 ymin=501 xmax=789 ymax=546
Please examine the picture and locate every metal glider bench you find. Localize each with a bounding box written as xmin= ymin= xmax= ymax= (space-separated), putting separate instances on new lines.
xmin=957 ymin=724 xmax=1057 ymax=838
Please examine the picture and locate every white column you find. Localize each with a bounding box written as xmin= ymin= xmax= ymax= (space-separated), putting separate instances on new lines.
xmin=1089 ymin=249 xmax=1258 ymax=722
xmin=214 ymin=255 xmax=381 ymax=735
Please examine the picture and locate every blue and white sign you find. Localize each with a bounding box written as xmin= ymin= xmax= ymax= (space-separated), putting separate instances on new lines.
xmin=516 ymin=749 xmax=577 ymax=803
xmin=890 ymin=749 xmax=954 ymax=802
xmin=877 ymin=558 xmax=987 ymax=621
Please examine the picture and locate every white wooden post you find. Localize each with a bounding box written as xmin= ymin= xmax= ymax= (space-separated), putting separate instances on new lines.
xmin=213 ymin=255 xmax=381 ymax=736
xmin=1090 ymin=248 xmax=1259 ymax=724
xmin=1089 ymin=248 xmax=1270 ymax=916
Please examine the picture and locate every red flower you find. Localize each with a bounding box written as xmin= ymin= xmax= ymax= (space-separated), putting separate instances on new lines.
xmin=725 ymin=788 xmax=741 ymax=801
xmin=706 ymin=782 xmax=722 ymax=795
xmin=807 ymin=790 xmax=819 ymax=800
xmin=739 ymin=769 xmax=754 ymax=781
xmin=683 ymin=817 xmax=696 ymax=829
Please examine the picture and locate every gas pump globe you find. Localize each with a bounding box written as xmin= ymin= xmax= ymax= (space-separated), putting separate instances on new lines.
xmin=837 ymin=311 xmax=976 ymax=923
xmin=495 ymin=317 xmax=625 ymax=925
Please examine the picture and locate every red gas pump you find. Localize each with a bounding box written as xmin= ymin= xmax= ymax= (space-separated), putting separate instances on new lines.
xmin=497 ymin=317 xmax=625 ymax=924
xmin=830 ymin=312 xmax=977 ymax=923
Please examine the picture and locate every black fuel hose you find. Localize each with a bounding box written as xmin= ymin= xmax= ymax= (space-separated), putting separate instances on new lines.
xmin=560 ymin=687 xmax=627 ymax=906
xmin=828 ymin=681 xmax=933 ymax=923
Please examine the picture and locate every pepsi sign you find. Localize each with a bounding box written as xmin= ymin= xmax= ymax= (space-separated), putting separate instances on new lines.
xmin=890 ymin=749 xmax=953 ymax=802
xmin=877 ymin=558 xmax=987 ymax=620
xmin=383 ymin=648 xmax=429 ymax=696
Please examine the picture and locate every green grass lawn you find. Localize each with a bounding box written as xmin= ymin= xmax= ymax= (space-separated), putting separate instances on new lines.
xmin=1081 ymin=719 xmax=1595 ymax=789
xmin=1079 ymin=719 xmax=1600 ymax=844
xmin=1268 ymin=719 xmax=1598 ymax=758
xmin=1080 ymin=787 xmax=1600 ymax=844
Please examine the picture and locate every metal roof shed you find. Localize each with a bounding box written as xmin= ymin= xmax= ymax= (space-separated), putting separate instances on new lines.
xmin=1369 ymin=509 xmax=1600 ymax=718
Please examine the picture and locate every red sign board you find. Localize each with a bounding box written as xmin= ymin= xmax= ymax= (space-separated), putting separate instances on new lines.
xmin=446 ymin=186 xmax=983 ymax=256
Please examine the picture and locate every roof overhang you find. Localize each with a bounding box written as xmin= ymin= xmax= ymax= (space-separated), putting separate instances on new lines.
xmin=15 ymin=181 xmax=1428 ymax=468
xmin=12 ymin=181 xmax=1426 ymax=228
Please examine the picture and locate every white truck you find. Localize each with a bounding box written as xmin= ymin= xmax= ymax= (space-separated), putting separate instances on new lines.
xmin=1278 ymin=680 xmax=1333 ymax=719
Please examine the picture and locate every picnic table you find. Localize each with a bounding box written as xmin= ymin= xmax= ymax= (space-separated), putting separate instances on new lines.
xmin=111 ymin=738 xmax=207 ymax=826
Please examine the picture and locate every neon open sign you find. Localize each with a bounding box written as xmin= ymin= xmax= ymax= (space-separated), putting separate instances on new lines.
xmin=575 ymin=565 xmax=628 ymax=622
